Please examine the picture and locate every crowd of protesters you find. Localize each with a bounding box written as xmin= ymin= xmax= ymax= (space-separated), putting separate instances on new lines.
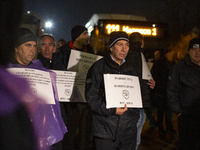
xmin=1 ymin=0 xmax=200 ymax=150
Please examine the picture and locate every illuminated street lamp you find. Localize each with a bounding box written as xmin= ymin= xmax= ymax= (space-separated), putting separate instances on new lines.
xmin=45 ymin=21 xmax=52 ymax=28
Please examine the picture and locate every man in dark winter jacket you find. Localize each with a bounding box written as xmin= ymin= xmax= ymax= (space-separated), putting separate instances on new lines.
xmin=37 ymin=33 xmax=68 ymax=149
xmin=37 ymin=34 xmax=66 ymax=71
xmin=126 ymin=32 xmax=156 ymax=149
xmin=151 ymin=48 xmax=176 ymax=135
xmin=58 ymin=25 xmax=95 ymax=150
xmin=168 ymin=38 xmax=200 ymax=150
xmin=57 ymin=25 xmax=94 ymax=68
xmin=85 ymin=31 xmax=140 ymax=150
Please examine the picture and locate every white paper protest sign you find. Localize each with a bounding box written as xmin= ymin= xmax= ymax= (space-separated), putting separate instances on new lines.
xmin=141 ymin=53 xmax=153 ymax=80
xmin=67 ymin=49 xmax=103 ymax=72
xmin=52 ymin=70 xmax=77 ymax=102
xmin=66 ymin=50 xmax=103 ymax=102
xmin=103 ymin=74 xmax=143 ymax=108
xmin=7 ymin=68 xmax=55 ymax=104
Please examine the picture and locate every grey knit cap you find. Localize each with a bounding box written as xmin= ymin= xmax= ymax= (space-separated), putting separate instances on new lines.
xmin=15 ymin=28 xmax=37 ymax=47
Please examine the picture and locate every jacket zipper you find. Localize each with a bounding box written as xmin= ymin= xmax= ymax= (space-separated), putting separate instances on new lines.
xmin=113 ymin=70 xmax=121 ymax=141
xmin=113 ymin=115 xmax=120 ymax=141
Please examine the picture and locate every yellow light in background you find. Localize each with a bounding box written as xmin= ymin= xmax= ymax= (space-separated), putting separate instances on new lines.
xmin=123 ymin=26 xmax=151 ymax=35
xmin=106 ymin=24 xmax=120 ymax=34
xmin=152 ymin=28 xmax=157 ymax=36
xmin=105 ymin=24 xmax=157 ymax=36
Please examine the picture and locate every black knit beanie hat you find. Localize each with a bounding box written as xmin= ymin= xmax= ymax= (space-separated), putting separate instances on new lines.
xmin=71 ymin=25 xmax=87 ymax=43
xmin=188 ymin=38 xmax=200 ymax=51
xmin=109 ymin=31 xmax=129 ymax=48
xmin=15 ymin=28 xmax=37 ymax=47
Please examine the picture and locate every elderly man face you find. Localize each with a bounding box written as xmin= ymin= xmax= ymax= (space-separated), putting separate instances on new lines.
xmin=39 ymin=36 xmax=56 ymax=59
xmin=15 ymin=41 xmax=36 ymax=65
xmin=188 ymin=48 xmax=200 ymax=65
xmin=110 ymin=40 xmax=129 ymax=65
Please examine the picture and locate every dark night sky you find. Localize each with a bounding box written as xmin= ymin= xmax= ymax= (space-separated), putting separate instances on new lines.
xmin=24 ymin=0 xmax=168 ymax=42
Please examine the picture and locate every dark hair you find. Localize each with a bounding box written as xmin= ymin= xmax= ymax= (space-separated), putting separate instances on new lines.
xmin=0 ymin=0 xmax=24 ymax=66
xmin=57 ymin=39 xmax=67 ymax=46
xmin=129 ymin=32 xmax=143 ymax=52
xmin=164 ymin=48 xmax=172 ymax=54
xmin=129 ymin=32 xmax=144 ymax=43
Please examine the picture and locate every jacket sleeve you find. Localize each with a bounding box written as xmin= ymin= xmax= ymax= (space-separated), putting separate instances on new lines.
xmin=140 ymin=79 xmax=150 ymax=107
xmin=85 ymin=63 xmax=116 ymax=116
xmin=151 ymin=61 xmax=160 ymax=84
xmin=167 ymin=65 xmax=182 ymax=115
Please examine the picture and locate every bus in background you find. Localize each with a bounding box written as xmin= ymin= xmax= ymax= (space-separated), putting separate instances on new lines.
xmin=85 ymin=14 xmax=168 ymax=59
xmin=20 ymin=12 xmax=45 ymax=38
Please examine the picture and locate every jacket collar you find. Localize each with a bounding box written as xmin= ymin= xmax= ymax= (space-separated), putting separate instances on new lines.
xmin=104 ymin=50 xmax=131 ymax=71
xmin=185 ymin=53 xmax=197 ymax=66
xmin=69 ymin=41 xmax=87 ymax=52
xmin=184 ymin=53 xmax=200 ymax=70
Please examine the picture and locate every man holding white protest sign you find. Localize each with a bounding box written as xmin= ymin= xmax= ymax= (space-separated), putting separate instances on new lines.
xmin=85 ymin=31 xmax=140 ymax=150
xmin=8 ymin=28 xmax=67 ymax=150
xmin=58 ymin=25 xmax=95 ymax=150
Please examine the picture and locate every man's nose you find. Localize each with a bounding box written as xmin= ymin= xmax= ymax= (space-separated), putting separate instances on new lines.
xmin=196 ymin=49 xmax=200 ymax=54
xmin=122 ymin=45 xmax=128 ymax=51
xmin=31 ymin=46 xmax=36 ymax=53
xmin=45 ymin=45 xmax=49 ymax=50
